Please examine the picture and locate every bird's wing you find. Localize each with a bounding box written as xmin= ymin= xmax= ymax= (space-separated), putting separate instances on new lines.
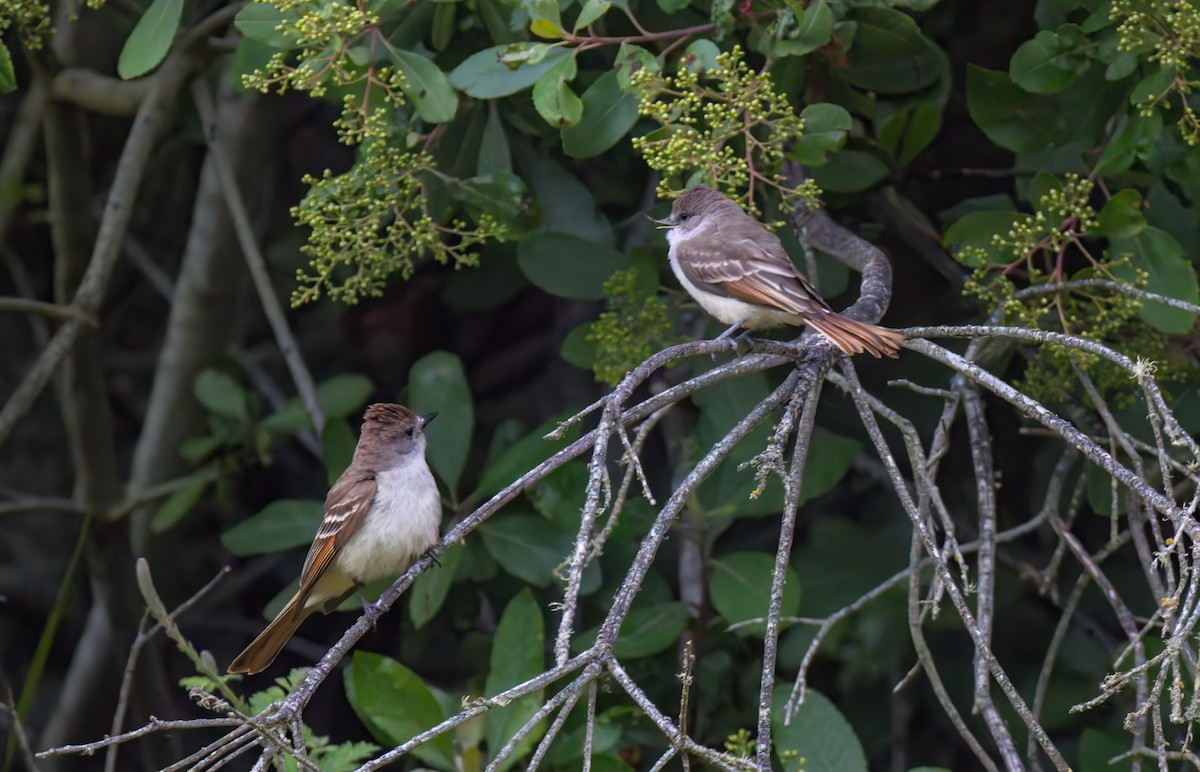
xmin=675 ymin=236 xmax=831 ymax=317
xmin=297 ymin=473 xmax=378 ymax=600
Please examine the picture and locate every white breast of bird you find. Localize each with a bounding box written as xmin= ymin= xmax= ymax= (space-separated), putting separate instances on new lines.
xmin=335 ymin=461 xmax=442 ymax=585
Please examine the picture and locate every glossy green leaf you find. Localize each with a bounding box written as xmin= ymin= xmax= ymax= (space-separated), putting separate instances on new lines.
xmin=409 ymin=544 xmax=464 ymax=628
xmin=525 ymin=0 xmax=564 ymax=38
xmin=322 ymin=418 xmax=356 ymax=485
xmin=776 ymin=0 xmax=833 ymax=57
xmin=444 ymin=171 xmax=531 ymax=222
xmin=478 ymin=104 xmax=512 ymax=174
xmin=1092 ymin=189 xmax=1146 ymax=239
xmin=220 ymin=500 xmax=323 ymax=555
xmin=516 ymin=147 xmax=613 ymax=244
xmin=574 ymin=0 xmax=611 ymax=31
xmin=118 ymin=0 xmax=185 ymax=79
xmin=561 ymin=70 xmax=638 ymax=158
xmin=150 ymin=477 xmax=210 ymax=534
xmin=843 ymin=8 xmax=942 ymax=94
xmin=878 ymin=101 xmax=943 ymax=167
xmin=194 ymin=369 xmax=251 ymax=422
xmin=392 ymin=48 xmax=458 ymax=123
xmin=772 ymin=687 xmax=867 ymax=772
xmin=262 ymin=374 xmax=374 ymax=434
xmin=1078 ymin=728 xmax=1134 ymax=772
xmin=345 ymin=652 xmax=455 ymax=770
xmin=966 ymin=65 xmax=1074 ymax=154
xmin=450 ymin=44 xmax=571 ymax=98
xmin=479 ymin=514 xmax=572 ymax=586
xmin=656 ymin=0 xmax=690 ymax=13
xmin=789 ymin=102 xmax=851 ymax=165
xmin=683 ymin=39 xmax=720 ymax=72
xmin=560 ymin=321 xmax=597 ymax=369
xmin=517 ymin=233 xmax=632 ymax=299
xmin=614 ymin=43 xmax=659 ymax=92
xmin=432 ymin=2 xmax=455 ymax=50
xmin=809 ymin=149 xmax=889 ymax=193
xmin=0 ymin=42 xmax=15 ymax=94
xmin=474 ymin=418 xmax=576 ymax=497
xmin=710 ymin=552 xmax=801 ymax=636
xmin=1009 ymin=30 xmax=1081 ymax=94
xmin=485 ymin=589 xmax=545 ymax=769
xmin=1111 ymin=227 xmax=1199 ymax=334
xmin=234 ymin=1 xmax=292 ymax=47
xmin=1130 ymin=66 xmax=1175 ymax=106
xmin=532 ymin=56 xmax=582 ymax=127
xmin=409 ymin=351 xmax=474 ymax=491
xmin=942 ymin=210 xmax=1030 ymax=264
xmin=577 ymin=601 xmax=689 ymax=658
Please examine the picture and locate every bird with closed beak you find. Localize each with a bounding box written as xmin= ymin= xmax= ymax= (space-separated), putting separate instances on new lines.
xmin=228 ymin=403 xmax=443 ymax=675
xmin=654 ymin=185 xmax=903 ymax=358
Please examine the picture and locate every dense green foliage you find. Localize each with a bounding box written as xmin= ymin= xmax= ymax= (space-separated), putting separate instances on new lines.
xmin=2 ymin=0 xmax=1200 ymax=769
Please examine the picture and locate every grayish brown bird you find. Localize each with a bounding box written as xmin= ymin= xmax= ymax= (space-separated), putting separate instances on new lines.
xmin=654 ymin=185 xmax=903 ymax=358
xmin=228 ymin=404 xmax=442 ymax=675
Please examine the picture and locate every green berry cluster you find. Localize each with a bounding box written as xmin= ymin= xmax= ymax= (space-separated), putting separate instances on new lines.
xmin=587 ymin=268 xmax=683 ymax=385
xmin=630 ymin=45 xmax=819 ymax=223
xmin=1112 ymin=0 xmax=1200 ymax=144
xmin=0 ymin=0 xmax=50 ymax=48
xmin=241 ymin=0 xmax=406 ymax=144
xmin=955 ymin=174 xmax=1183 ymax=405
xmin=291 ymin=149 xmax=507 ymax=306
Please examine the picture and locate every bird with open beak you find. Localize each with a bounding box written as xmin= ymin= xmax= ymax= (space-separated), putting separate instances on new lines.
xmin=653 ymin=185 xmax=903 ymax=358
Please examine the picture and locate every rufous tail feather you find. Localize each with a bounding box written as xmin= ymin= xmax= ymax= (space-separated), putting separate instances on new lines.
xmin=805 ymin=313 xmax=904 ymax=359
xmin=228 ymin=590 xmax=313 ymax=675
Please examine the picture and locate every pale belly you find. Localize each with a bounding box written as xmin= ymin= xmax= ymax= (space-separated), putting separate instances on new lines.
xmin=668 ymin=253 xmax=802 ymax=330
xmin=334 ymin=464 xmax=442 ymax=584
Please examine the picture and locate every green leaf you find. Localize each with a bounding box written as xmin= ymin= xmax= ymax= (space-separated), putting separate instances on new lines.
xmin=1130 ymin=65 xmax=1175 ymax=106
xmin=475 ymin=418 xmax=576 ymax=497
xmin=479 ymin=514 xmax=572 ymax=586
xmin=1078 ymin=728 xmax=1134 ymax=772
xmin=843 ymin=8 xmax=942 ymax=94
xmin=966 ymin=65 xmax=1084 ymax=154
xmin=776 ymin=0 xmax=833 ymax=57
xmin=1095 ymin=110 xmax=1162 ymax=175
xmin=478 ymin=104 xmax=512 ymax=175
xmin=560 ymin=321 xmax=597 ymax=369
xmin=392 ymin=48 xmax=458 ymax=123
xmin=578 ymin=602 xmax=688 ymax=658
xmin=345 ymin=652 xmax=455 ymax=771
xmin=516 ymin=147 xmax=614 ymax=244
xmin=0 ymin=42 xmax=17 ymax=94
xmin=878 ymin=101 xmax=943 ymax=167
xmin=194 ymin=370 xmax=251 ymax=422
xmin=450 ymin=44 xmax=571 ymax=98
xmin=1111 ymin=227 xmax=1199 ymax=334
xmin=1086 ymin=462 xmax=1125 ymax=516
xmin=409 ymin=544 xmax=464 ymax=628
xmin=150 ymin=477 xmax=210 ymax=534
xmin=682 ymin=39 xmax=720 ymax=72
xmin=517 ymin=233 xmax=632 ymax=299
xmin=431 ymin=2 xmax=455 ymax=50
xmin=525 ymin=0 xmax=564 ymax=38
xmin=561 ymin=70 xmax=638 ymax=159
xmin=710 ymin=552 xmax=801 ymax=636
xmin=942 ymin=210 xmax=1029 ymax=264
xmin=789 ymin=103 xmax=851 ymax=165
xmin=809 ymin=149 xmax=889 ymax=193
xmin=772 ymin=687 xmax=867 ymax=772
xmin=118 ymin=0 xmax=185 ymax=79
xmin=656 ymin=0 xmax=690 ymax=13
xmin=322 ymin=418 xmax=356 ymax=485
xmin=574 ymin=0 xmax=611 ymax=31
xmin=1009 ymin=30 xmax=1081 ymax=94
xmin=532 ymin=56 xmax=583 ymax=127
xmin=1093 ymin=189 xmax=1146 ymax=239
xmin=485 ymin=589 xmax=545 ymax=770
xmin=234 ymin=1 xmax=292 ymax=47
xmin=444 ymin=171 xmax=531 ymax=222
xmin=408 ymin=351 xmax=474 ymax=491
xmin=614 ymin=43 xmax=659 ymax=93
xmin=261 ymin=374 xmax=374 ymax=434
xmin=800 ymin=431 xmax=863 ymax=503
xmin=220 ymin=500 xmax=323 ymax=555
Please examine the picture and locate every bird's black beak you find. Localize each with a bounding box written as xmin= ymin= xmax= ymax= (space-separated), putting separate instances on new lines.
xmin=648 ymin=214 xmax=677 ymax=229
xmin=421 ymin=412 xmax=438 ymax=428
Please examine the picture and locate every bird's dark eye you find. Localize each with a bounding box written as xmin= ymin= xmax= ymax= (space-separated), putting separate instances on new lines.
xmin=679 ymin=213 xmax=691 ymax=221
xmin=405 ymin=428 xmax=414 ymax=437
